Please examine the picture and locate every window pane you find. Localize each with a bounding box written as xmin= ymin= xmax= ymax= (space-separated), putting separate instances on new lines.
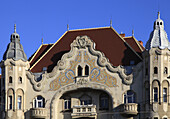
xmin=154 ymin=88 xmax=158 ymax=102
xmin=18 ymin=96 xmax=22 ymax=109
xmin=163 ymin=88 xmax=167 ymax=102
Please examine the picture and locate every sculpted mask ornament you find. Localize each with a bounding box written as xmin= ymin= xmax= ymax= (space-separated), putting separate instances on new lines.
xmin=78 ymin=38 xmax=86 ymax=48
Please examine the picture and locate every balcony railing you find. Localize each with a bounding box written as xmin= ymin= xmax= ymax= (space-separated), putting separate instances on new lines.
xmin=72 ymin=105 xmax=97 ymax=118
xmin=121 ymin=103 xmax=138 ymax=117
xmin=31 ymin=108 xmax=47 ymax=118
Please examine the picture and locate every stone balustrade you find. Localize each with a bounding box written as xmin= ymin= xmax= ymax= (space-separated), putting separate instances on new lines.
xmin=31 ymin=108 xmax=47 ymax=118
xmin=72 ymin=105 xmax=97 ymax=118
xmin=121 ymin=103 xmax=138 ymax=117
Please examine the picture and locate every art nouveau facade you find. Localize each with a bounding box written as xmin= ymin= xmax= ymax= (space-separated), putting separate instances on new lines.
xmin=0 ymin=13 xmax=170 ymax=119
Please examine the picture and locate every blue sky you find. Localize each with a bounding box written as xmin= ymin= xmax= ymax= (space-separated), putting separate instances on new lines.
xmin=0 ymin=0 xmax=170 ymax=60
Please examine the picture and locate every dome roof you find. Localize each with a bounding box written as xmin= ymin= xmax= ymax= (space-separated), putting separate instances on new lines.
xmin=146 ymin=12 xmax=170 ymax=50
xmin=3 ymin=24 xmax=27 ymax=61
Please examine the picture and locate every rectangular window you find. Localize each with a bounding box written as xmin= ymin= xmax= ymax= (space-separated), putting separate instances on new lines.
xmin=154 ymin=87 xmax=158 ymax=102
xmin=163 ymin=88 xmax=167 ymax=102
xmin=64 ymin=100 xmax=71 ymax=109
xmin=17 ymin=96 xmax=22 ymax=109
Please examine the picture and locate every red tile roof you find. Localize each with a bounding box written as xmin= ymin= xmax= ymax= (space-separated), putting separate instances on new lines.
xmin=124 ymin=36 xmax=145 ymax=56
xmin=29 ymin=44 xmax=53 ymax=67
xmin=30 ymin=27 xmax=143 ymax=73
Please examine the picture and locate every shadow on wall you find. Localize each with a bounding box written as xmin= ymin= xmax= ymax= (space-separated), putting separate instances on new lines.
xmin=122 ymin=43 xmax=142 ymax=66
xmin=48 ymin=50 xmax=69 ymax=73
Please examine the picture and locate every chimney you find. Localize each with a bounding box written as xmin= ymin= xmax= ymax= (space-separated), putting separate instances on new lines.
xmin=139 ymin=41 xmax=143 ymax=46
xmin=120 ymin=32 xmax=125 ymax=37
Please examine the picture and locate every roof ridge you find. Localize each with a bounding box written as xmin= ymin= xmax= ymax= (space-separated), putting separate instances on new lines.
xmin=29 ymin=45 xmax=43 ymax=63
xmin=110 ymin=27 xmax=142 ymax=60
xmin=132 ymin=36 xmax=144 ymax=52
xmin=69 ymin=26 xmax=111 ymax=32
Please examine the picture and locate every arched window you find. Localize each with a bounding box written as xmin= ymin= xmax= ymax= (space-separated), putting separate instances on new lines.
xmin=18 ymin=77 xmax=22 ymax=84
xmin=124 ymin=90 xmax=135 ymax=103
xmin=153 ymin=87 xmax=158 ymax=102
xmin=17 ymin=96 xmax=22 ymax=109
xmin=64 ymin=97 xmax=71 ymax=110
xmin=9 ymin=76 xmax=12 ymax=83
xmin=33 ymin=95 xmax=45 ymax=108
xmin=78 ymin=65 xmax=83 ymax=76
xmin=85 ymin=65 xmax=89 ymax=76
xmin=80 ymin=94 xmax=92 ymax=105
xmin=8 ymin=95 xmax=12 ymax=110
xmin=154 ymin=67 xmax=158 ymax=74
xmin=100 ymin=94 xmax=109 ymax=109
xmin=164 ymin=67 xmax=168 ymax=74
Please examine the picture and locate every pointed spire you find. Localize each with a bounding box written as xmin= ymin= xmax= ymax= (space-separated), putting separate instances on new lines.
xmin=67 ymin=24 xmax=69 ymax=31
xmin=132 ymin=29 xmax=134 ymax=36
xmin=110 ymin=19 xmax=112 ymax=27
xmin=14 ymin=24 xmax=16 ymax=33
xmin=158 ymin=11 xmax=160 ymax=19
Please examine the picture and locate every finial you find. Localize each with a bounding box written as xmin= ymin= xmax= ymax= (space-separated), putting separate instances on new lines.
xmin=67 ymin=24 xmax=69 ymax=31
xmin=158 ymin=11 xmax=160 ymax=19
xmin=14 ymin=24 xmax=16 ymax=33
xmin=41 ymin=37 xmax=43 ymax=45
xmin=110 ymin=19 xmax=112 ymax=27
xmin=132 ymin=29 xmax=134 ymax=36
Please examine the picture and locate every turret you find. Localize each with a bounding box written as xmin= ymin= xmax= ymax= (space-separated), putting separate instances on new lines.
xmin=143 ymin=12 xmax=170 ymax=118
xmin=0 ymin=24 xmax=29 ymax=119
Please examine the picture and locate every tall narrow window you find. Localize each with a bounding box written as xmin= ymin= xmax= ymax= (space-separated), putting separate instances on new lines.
xmin=154 ymin=67 xmax=158 ymax=74
xmin=100 ymin=94 xmax=109 ymax=109
xmin=18 ymin=96 xmax=22 ymax=109
xmin=9 ymin=76 xmax=12 ymax=83
xmin=163 ymin=88 xmax=167 ymax=102
xmin=164 ymin=67 xmax=168 ymax=74
xmin=85 ymin=65 xmax=89 ymax=76
xmin=80 ymin=95 xmax=92 ymax=105
xmin=78 ymin=65 xmax=82 ymax=76
xmin=8 ymin=96 xmax=12 ymax=110
xmin=124 ymin=90 xmax=135 ymax=103
xmin=18 ymin=77 xmax=22 ymax=84
xmin=153 ymin=87 xmax=158 ymax=102
xmin=64 ymin=99 xmax=71 ymax=110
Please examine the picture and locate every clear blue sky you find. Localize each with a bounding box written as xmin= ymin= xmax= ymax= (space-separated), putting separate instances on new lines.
xmin=0 ymin=0 xmax=170 ymax=60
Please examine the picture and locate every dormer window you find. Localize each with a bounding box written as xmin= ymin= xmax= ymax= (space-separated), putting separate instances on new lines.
xmin=157 ymin=22 xmax=159 ymax=25
xmin=160 ymin=22 xmax=162 ymax=25
xmin=16 ymin=35 xmax=18 ymax=38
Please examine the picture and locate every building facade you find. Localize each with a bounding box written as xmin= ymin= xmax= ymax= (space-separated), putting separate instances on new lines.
xmin=0 ymin=13 xmax=169 ymax=119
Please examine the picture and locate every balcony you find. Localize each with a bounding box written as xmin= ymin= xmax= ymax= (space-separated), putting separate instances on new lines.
xmin=31 ymin=108 xmax=47 ymax=118
xmin=121 ymin=103 xmax=138 ymax=117
xmin=72 ymin=105 xmax=97 ymax=118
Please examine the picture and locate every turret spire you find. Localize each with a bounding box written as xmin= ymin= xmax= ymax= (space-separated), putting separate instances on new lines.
xmin=158 ymin=11 xmax=160 ymax=19
xmin=14 ymin=24 xmax=16 ymax=33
